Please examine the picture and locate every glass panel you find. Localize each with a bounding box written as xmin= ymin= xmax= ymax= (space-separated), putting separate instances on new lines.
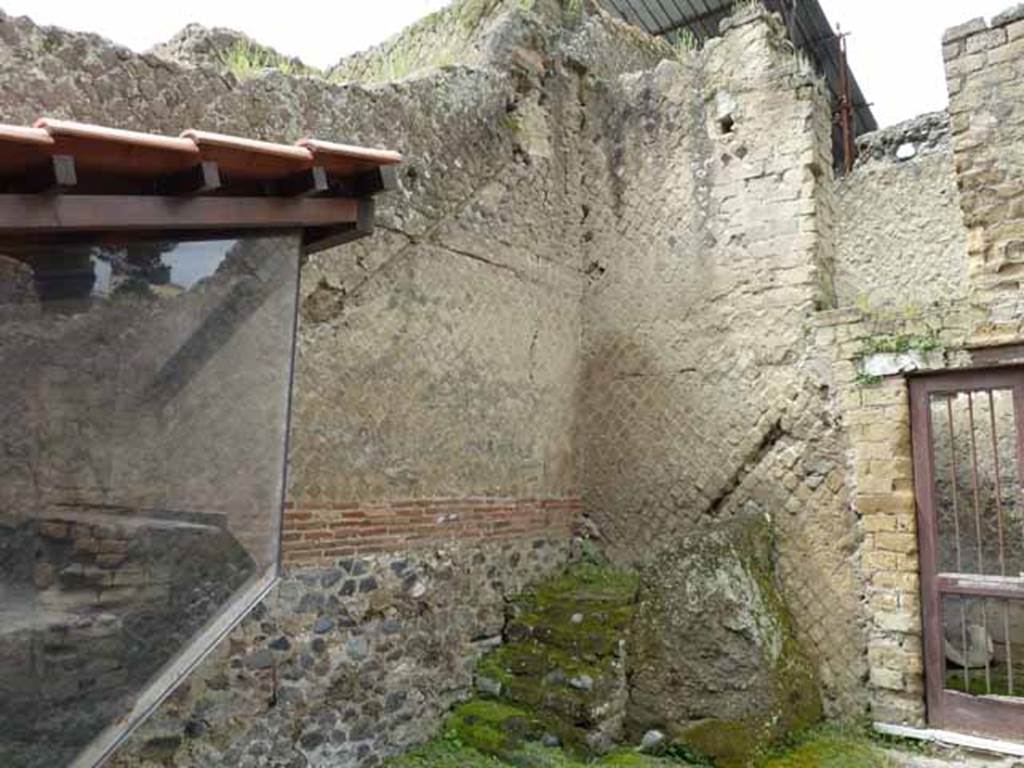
xmin=930 ymin=389 xmax=1023 ymax=577
xmin=943 ymin=595 xmax=1024 ymax=699
xmin=0 ymin=235 xmax=299 ymax=766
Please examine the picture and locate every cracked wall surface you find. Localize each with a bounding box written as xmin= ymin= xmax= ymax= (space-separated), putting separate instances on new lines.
xmin=0 ymin=1 xmax=674 ymax=765
xmin=6 ymin=0 xmax=1024 ymax=763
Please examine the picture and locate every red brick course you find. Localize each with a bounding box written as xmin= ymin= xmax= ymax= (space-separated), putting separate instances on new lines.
xmin=281 ymin=497 xmax=581 ymax=565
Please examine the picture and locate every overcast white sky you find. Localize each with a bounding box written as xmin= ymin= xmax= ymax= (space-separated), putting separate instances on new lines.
xmin=0 ymin=1 xmax=1014 ymax=127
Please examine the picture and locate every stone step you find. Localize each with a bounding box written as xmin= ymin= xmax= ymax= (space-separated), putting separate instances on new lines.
xmin=505 ymin=566 xmax=639 ymax=660
xmin=475 ymin=639 xmax=625 ymax=728
xmin=468 ymin=564 xmax=639 ymax=756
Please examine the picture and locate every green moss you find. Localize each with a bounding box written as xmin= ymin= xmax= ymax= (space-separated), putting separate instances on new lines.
xmin=387 ymin=726 xmax=904 ymax=768
xmin=635 ymin=518 xmax=822 ymax=767
xmin=385 ymin=738 xmax=506 ymax=767
xmin=597 ymin=747 xmax=687 ymax=766
xmin=675 ymin=720 xmax=767 ymax=768
xmin=758 ymin=726 xmax=895 ymax=768
xmin=854 ymin=372 xmax=883 ymax=388
xmin=386 ymin=737 xmax=690 ymax=767
xmin=524 ymin=562 xmax=640 ymax=604
xmin=505 ymin=562 xmax=638 ymax=662
xmin=446 ymin=699 xmax=536 ymax=757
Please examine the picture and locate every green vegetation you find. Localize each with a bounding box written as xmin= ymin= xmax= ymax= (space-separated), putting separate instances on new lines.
xmin=854 ymin=372 xmax=883 ymax=388
xmin=563 ymin=0 xmax=584 ymax=18
xmin=330 ymin=0 xmax=518 ymax=84
xmin=386 ymin=736 xmax=687 ymax=767
xmin=860 ymin=332 xmax=942 ymax=356
xmin=455 ymin=0 xmax=505 ymax=31
xmin=217 ymin=39 xmax=319 ymax=79
xmin=759 ymin=731 xmax=892 ymax=768
xmin=666 ymin=27 xmax=700 ymax=55
xmin=946 ymin=662 xmax=1024 ymax=697
xmin=386 ymin=723 xmax=899 ymax=767
xmin=854 ymin=330 xmax=943 ymax=386
xmin=387 ymin=559 xmax=894 ymax=768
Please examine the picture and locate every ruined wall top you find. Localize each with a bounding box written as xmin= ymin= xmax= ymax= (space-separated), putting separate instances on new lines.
xmin=852 ymin=111 xmax=951 ymax=167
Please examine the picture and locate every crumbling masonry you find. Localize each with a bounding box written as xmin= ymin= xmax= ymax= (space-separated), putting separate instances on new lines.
xmin=2 ymin=0 xmax=1023 ymax=764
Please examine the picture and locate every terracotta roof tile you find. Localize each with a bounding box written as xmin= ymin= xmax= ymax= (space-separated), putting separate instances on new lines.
xmin=0 ymin=118 xmax=402 ymax=194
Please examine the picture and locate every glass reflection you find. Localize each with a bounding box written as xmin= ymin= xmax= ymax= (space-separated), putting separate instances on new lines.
xmin=0 ymin=235 xmax=298 ymax=767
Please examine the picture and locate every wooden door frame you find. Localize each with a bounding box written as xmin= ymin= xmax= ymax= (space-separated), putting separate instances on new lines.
xmin=910 ymin=366 xmax=1024 ymax=739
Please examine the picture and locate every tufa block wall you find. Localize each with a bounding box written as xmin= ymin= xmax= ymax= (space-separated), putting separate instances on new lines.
xmin=812 ymin=305 xmax=971 ymax=727
xmin=825 ymin=2 xmax=1024 ymax=729
xmin=944 ymin=6 xmax=1024 ymax=341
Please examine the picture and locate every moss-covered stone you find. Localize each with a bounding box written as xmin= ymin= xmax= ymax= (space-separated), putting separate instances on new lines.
xmin=627 ymin=515 xmax=823 ymax=767
xmin=507 ymin=563 xmax=637 ymax=655
xmin=757 ymin=727 xmax=896 ymax=768
xmin=446 ymin=699 xmax=541 ymax=759
xmin=674 ymin=719 xmax=766 ymax=768
xmin=469 ymin=562 xmax=639 ymax=756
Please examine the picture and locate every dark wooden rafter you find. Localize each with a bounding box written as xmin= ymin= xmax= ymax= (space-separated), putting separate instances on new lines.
xmin=154 ymin=161 xmax=221 ymax=196
xmin=0 ymin=194 xmax=360 ymax=235
xmin=303 ymin=198 xmax=375 ymax=255
xmin=3 ymin=154 xmax=78 ymax=193
xmin=276 ymin=166 xmax=329 ymax=197
xmin=335 ymin=165 xmax=398 ymax=198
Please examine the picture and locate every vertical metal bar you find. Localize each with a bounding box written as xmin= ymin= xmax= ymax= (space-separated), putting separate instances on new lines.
xmin=947 ymin=396 xmax=971 ymax=693
xmin=836 ymin=27 xmax=855 ymax=175
xmin=967 ymin=391 xmax=993 ymax=694
xmin=912 ymin=379 xmax=948 ymax=726
xmin=988 ymin=390 xmax=1015 ymax=695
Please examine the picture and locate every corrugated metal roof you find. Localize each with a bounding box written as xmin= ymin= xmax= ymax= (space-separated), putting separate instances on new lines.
xmin=604 ymin=0 xmax=733 ymax=39
xmin=599 ymin=0 xmax=877 ymax=142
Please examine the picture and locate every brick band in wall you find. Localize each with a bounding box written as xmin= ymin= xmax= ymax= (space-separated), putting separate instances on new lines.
xmin=281 ymin=497 xmax=582 ymax=565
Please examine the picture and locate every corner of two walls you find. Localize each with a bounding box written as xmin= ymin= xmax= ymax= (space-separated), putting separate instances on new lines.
xmin=577 ymin=5 xmax=868 ymax=718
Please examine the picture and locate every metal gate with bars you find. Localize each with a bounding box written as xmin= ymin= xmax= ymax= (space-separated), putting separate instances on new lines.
xmin=910 ymin=368 xmax=1024 ymax=739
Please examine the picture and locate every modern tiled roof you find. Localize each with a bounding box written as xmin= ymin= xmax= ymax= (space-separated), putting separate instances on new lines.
xmin=0 ymin=118 xmax=402 ymax=196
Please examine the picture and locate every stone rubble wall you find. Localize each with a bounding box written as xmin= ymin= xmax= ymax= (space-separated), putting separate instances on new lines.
xmin=112 ymin=539 xmax=569 ymax=768
xmin=834 ymin=112 xmax=968 ymax=311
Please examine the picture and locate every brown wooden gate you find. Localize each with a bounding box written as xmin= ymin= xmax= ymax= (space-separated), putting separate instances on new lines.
xmin=911 ymin=368 xmax=1024 ymax=739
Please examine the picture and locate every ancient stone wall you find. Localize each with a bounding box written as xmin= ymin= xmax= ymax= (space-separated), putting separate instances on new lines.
xmin=816 ymin=2 xmax=1024 ymax=731
xmin=0 ymin=3 xmax=645 ymax=764
xmin=810 ymin=307 xmax=969 ymax=727
xmin=577 ymin=5 xmax=867 ymax=717
xmin=834 ymin=112 xmax=968 ymax=311
xmin=944 ymin=6 xmax=1024 ymax=341
xmin=13 ymin=0 xmax=1024 ymax=761
xmin=113 ymin=539 xmax=569 ymax=767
